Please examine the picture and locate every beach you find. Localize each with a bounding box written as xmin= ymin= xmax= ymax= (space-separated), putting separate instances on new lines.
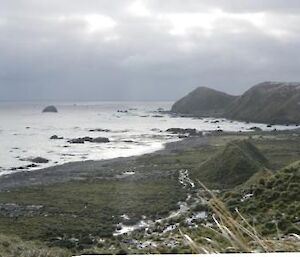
xmin=0 ymin=101 xmax=294 ymax=176
xmin=0 ymin=136 xmax=210 ymax=191
xmin=0 ymin=128 xmax=299 ymax=254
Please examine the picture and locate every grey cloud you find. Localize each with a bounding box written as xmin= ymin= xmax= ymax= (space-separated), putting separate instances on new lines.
xmin=148 ymin=0 xmax=300 ymax=14
xmin=1 ymin=0 xmax=300 ymax=101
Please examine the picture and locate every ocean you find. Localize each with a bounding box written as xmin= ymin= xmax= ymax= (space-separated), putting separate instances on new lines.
xmin=0 ymin=101 xmax=296 ymax=176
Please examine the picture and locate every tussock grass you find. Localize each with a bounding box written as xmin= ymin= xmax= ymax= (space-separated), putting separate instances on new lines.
xmin=181 ymin=180 xmax=300 ymax=253
xmin=0 ymin=234 xmax=70 ymax=257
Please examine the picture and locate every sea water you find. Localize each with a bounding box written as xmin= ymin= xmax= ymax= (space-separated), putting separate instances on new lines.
xmin=0 ymin=101 xmax=296 ymax=176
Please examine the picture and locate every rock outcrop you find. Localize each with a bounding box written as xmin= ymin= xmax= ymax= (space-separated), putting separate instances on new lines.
xmin=50 ymin=135 xmax=64 ymax=140
xmin=68 ymin=137 xmax=110 ymax=144
xmin=42 ymin=105 xmax=58 ymax=113
xmin=30 ymin=157 xmax=49 ymax=163
xmin=166 ymin=128 xmax=202 ymax=137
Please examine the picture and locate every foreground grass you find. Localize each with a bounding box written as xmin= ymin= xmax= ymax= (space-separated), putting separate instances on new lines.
xmin=0 ymin=177 xmax=185 ymax=252
xmin=182 ymin=181 xmax=300 ymax=253
xmin=0 ymin=234 xmax=70 ymax=257
xmin=0 ymin=131 xmax=299 ymax=254
xmin=224 ymin=161 xmax=300 ymax=236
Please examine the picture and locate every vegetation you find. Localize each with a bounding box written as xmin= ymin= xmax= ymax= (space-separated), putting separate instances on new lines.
xmin=224 ymin=161 xmax=300 ymax=236
xmin=0 ymin=234 xmax=70 ymax=257
xmin=0 ymin=131 xmax=299 ymax=254
xmin=182 ymin=182 xmax=300 ymax=253
xmin=172 ymin=81 xmax=300 ymax=124
xmin=191 ymin=140 xmax=269 ymax=188
xmin=227 ymin=81 xmax=300 ymax=124
xmin=0 ymin=177 xmax=185 ymax=253
xmin=171 ymin=86 xmax=236 ymax=116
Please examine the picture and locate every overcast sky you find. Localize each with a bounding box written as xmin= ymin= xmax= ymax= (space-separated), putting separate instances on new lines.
xmin=1 ymin=0 xmax=300 ymax=101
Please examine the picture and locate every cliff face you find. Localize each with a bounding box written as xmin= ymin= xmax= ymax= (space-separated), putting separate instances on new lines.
xmin=171 ymin=87 xmax=237 ymax=117
xmin=171 ymin=82 xmax=300 ymax=124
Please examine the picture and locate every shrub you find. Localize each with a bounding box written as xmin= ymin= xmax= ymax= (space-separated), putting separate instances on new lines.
xmin=258 ymin=178 xmax=266 ymax=186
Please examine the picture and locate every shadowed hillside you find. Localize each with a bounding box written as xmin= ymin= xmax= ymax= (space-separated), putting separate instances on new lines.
xmin=171 ymin=87 xmax=237 ymax=116
xmin=226 ymin=81 xmax=300 ymax=124
xmin=172 ymin=82 xmax=300 ymax=124
xmin=191 ymin=140 xmax=269 ymax=189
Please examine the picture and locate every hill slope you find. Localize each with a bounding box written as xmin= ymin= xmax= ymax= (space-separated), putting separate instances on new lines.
xmin=171 ymin=87 xmax=237 ymax=116
xmin=191 ymin=140 xmax=269 ymax=189
xmin=172 ymin=82 xmax=300 ymax=124
xmin=226 ymin=81 xmax=300 ymax=124
xmin=225 ymin=160 xmax=300 ymax=235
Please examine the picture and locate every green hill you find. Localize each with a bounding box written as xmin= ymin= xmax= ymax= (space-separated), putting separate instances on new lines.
xmin=191 ymin=140 xmax=269 ymax=189
xmin=224 ymin=161 xmax=300 ymax=235
xmin=226 ymin=81 xmax=300 ymax=124
xmin=171 ymin=82 xmax=300 ymax=124
xmin=171 ymin=87 xmax=237 ymax=116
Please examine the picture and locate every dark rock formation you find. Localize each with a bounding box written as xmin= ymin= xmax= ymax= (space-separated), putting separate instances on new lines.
xmin=42 ymin=105 xmax=58 ymax=113
xmin=68 ymin=137 xmax=92 ymax=144
xmin=50 ymin=135 xmax=64 ymax=140
xmin=123 ymin=140 xmax=135 ymax=143
xmin=249 ymin=127 xmax=262 ymax=131
xmin=30 ymin=157 xmax=49 ymax=163
xmin=68 ymin=138 xmax=84 ymax=144
xmin=10 ymin=163 xmax=39 ymax=171
xmin=68 ymin=137 xmax=110 ymax=144
xmin=88 ymin=129 xmax=111 ymax=132
xmin=92 ymin=137 xmax=110 ymax=143
xmin=166 ymin=128 xmax=202 ymax=136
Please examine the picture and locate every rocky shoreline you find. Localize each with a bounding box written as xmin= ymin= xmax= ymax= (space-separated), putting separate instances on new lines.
xmin=1 ymin=128 xmax=299 ymax=192
xmin=0 ymin=129 xmax=299 ymax=254
xmin=0 ymin=136 xmax=209 ymax=192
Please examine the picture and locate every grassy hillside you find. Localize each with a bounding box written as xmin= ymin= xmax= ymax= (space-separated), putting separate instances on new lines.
xmin=226 ymin=81 xmax=300 ymax=124
xmin=191 ymin=140 xmax=269 ymax=189
xmin=171 ymin=82 xmax=300 ymax=124
xmin=224 ymin=161 xmax=300 ymax=235
xmin=171 ymin=87 xmax=237 ymax=116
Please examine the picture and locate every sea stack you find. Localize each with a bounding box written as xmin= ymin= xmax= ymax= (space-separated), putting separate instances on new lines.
xmin=42 ymin=105 xmax=58 ymax=113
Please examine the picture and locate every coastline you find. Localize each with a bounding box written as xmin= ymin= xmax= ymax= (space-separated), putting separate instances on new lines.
xmin=0 ymin=129 xmax=299 ymax=254
xmin=0 ymin=136 xmax=209 ymax=192
xmin=1 ymin=128 xmax=299 ymax=192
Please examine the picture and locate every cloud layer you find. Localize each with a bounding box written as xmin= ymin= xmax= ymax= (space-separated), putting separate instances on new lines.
xmin=1 ymin=0 xmax=300 ymax=101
